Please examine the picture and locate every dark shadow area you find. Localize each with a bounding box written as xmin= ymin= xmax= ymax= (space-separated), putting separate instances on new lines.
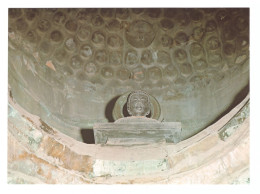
xmin=105 ymin=95 xmax=120 ymax=122
xmin=81 ymin=128 xmax=95 ymax=144
xmin=147 ymin=111 xmax=152 ymax=118
xmin=122 ymin=103 xmax=130 ymax=117
xmin=209 ymin=83 xmax=249 ymax=126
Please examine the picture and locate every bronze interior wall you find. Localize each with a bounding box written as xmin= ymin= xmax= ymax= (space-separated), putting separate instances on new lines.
xmin=8 ymin=8 xmax=249 ymax=142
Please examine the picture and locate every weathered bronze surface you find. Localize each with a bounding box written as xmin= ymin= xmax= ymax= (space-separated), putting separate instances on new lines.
xmin=127 ymin=90 xmax=151 ymax=117
xmin=94 ymin=91 xmax=181 ymax=145
xmin=112 ymin=91 xmax=162 ymax=121
xmin=8 ymin=8 xmax=249 ymax=142
xmin=94 ymin=122 xmax=182 ymax=145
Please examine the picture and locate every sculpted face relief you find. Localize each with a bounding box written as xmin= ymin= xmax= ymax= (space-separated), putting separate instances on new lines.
xmin=127 ymin=91 xmax=151 ymax=117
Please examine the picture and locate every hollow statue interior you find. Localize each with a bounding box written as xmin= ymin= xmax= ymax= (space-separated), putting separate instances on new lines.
xmin=8 ymin=8 xmax=250 ymax=184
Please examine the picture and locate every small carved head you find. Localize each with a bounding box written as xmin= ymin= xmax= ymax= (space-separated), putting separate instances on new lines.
xmin=127 ymin=90 xmax=151 ymax=117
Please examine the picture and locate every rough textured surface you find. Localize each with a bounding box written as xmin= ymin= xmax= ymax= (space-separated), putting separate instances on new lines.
xmin=7 ymin=8 xmax=250 ymax=184
xmin=8 ymin=8 xmax=249 ymax=142
xmin=219 ymin=101 xmax=249 ymax=141
xmin=93 ymin=122 xmax=182 ymax=144
xmin=8 ymin=93 xmax=250 ymax=184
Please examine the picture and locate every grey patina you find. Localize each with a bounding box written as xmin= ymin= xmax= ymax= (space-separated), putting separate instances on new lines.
xmin=94 ymin=90 xmax=182 ymax=145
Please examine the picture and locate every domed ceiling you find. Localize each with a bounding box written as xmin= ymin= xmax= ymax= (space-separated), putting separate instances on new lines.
xmin=8 ymin=8 xmax=249 ymax=142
